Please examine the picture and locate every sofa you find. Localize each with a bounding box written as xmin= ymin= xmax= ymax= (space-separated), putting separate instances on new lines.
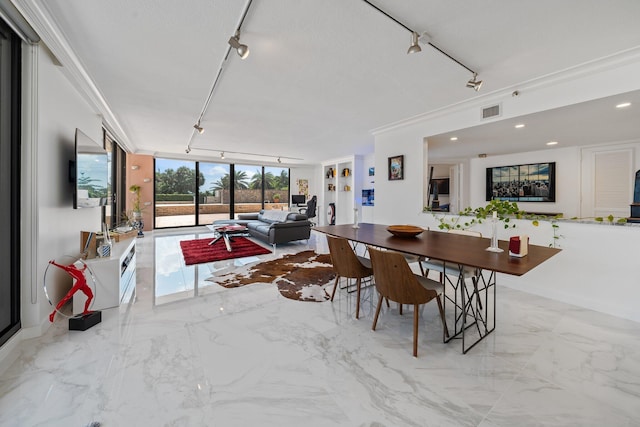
xmin=213 ymin=210 xmax=311 ymax=246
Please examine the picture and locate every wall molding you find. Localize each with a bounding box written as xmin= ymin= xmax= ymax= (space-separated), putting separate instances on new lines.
xmin=12 ymin=0 xmax=134 ymax=152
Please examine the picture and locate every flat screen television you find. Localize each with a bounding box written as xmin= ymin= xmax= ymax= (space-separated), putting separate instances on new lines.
xmin=362 ymin=189 xmax=374 ymax=206
xmin=291 ymin=194 xmax=306 ymax=205
xmin=486 ymin=162 xmax=556 ymax=202
xmin=430 ymin=178 xmax=449 ymax=195
xmin=70 ymin=129 xmax=108 ymax=209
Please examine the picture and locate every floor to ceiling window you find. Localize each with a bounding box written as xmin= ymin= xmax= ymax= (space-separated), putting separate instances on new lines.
xmin=198 ymin=161 xmax=230 ymax=225
xmin=103 ymin=129 xmax=127 ymax=229
xmin=154 ymin=158 xmax=290 ymax=228
xmin=265 ymin=166 xmax=290 ymax=209
xmin=154 ymin=158 xmax=199 ymax=228
xmin=0 ymin=20 xmax=22 ymax=347
xmin=234 ymin=164 xmax=263 ymax=217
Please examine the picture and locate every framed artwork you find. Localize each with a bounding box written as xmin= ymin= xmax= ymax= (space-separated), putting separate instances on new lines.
xmin=486 ymin=162 xmax=555 ymax=202
xmin=368 ymin=167 xmax=375 ymax=176
xmin=388 ymin=155 xmax=404 ymax=180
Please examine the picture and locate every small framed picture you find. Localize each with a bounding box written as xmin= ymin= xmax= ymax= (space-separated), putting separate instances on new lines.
xmin=368 ymin=167 xmax=375 ymax=176
xmin=388 ymin=155 xmax=404 ymax=181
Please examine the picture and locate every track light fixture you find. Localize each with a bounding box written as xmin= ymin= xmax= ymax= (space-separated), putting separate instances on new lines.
xmin=277 ymin=157 xmax=282 ymax=163
xmin=220 ymin=152 xmax=225 ymax=159
xmin=228 ymin=30 xmax=250 ymax=59
xmin=466 ymin=73 xmax=483 ymax=91
xmin=407 ymin=32 xmax=421 ymax=54
xmin=362 ymin=0 xmax=482 ymax=91
xmin=187 ymin=0 xmax=254 ymax=152
xmin=185 ymin=147 xmax=191 ymax=154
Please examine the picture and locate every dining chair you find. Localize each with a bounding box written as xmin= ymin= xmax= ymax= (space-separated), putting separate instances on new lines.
xmin=419 ymin=229 xmax=484 ymax=323
xmin=420 ymin=229 xmax=482 ymax=283
xmin=326 ymin=235 xmax=374 ymax=319
xmin=368 ymin=246 xmax=449 ymax=357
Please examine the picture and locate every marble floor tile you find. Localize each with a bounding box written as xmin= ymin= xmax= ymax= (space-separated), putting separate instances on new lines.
xmin=1 ymin=228 xmax=639 ymax=426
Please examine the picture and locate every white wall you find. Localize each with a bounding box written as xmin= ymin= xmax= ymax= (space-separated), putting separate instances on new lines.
xmin=21 ymin=44 xmax=102 ymax=335
xmin=374 ymin=125 xmax=426 ymax=225
xmin=290 ymin=165 xmax=319 ymax=201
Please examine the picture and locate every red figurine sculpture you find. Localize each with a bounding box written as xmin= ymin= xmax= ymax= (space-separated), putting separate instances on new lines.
xmin=48 ymin=260 xmax=94 ymax=322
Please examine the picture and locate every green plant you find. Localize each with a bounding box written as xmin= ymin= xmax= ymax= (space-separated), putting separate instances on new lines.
xmin=427 ymin=200 xmax=627 ymax=248
xmin=129 ymin=184 xmax=142 ymax=213
xmin=428 ymin=200 xmax=531 ymax=231
xmin=272 ymin=193 xmax=281 ymax=201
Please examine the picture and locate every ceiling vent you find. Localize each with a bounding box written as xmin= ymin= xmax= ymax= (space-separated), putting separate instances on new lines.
xmin=481 ymin=104 xmax=501 ymax=120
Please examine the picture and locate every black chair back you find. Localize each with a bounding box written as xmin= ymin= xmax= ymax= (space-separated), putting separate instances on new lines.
xmin=305 ymin=196 xmax=317 ymax=220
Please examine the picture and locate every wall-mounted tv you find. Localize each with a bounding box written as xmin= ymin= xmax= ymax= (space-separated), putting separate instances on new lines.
xmin=486 ymin=162 xmax=556 ymax=202
xmin=430 ymin=178 xmax=450 ymax=195
xmin=70 ymin=129 xmax=108 ymax=209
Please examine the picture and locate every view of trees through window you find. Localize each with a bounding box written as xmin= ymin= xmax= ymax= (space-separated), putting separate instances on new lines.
xmin=154 ymin=158 xmax=289 ymax=228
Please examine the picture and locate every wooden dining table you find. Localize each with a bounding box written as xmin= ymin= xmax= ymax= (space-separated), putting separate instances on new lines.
xmin=314 ymin=223 xmax=561 ymax=353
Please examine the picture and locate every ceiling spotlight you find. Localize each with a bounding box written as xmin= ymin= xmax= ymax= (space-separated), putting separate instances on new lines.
xmin=546 ymin=141 xmax=558 ymax=146
xmin=466 ymin=73 xmax=483 ymax=91
xmin=407 ymin=31 xmax=422 ymax=54
xmin=277 ymin=157 xmax=282 ymax=163
xmin=228 ymin=30 xmax=250 ymax=59
xmin=185 ymin=147 xmax=191 ymax=154
xmin=220 ymin=152 xmax=225 ymax=159
xmin=616 ymin=102 xmax=631 ymax=109
xmin=515 ymin=124 xmax=525 ymax=129
xmin=193 ymin=122 xmax=204 ymax=134
xmin=450 ymin=137 xmax=458 ymax=141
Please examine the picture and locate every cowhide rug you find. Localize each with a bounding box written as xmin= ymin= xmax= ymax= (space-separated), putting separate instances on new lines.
xmin=207 ymin=250 xmax=336 ymax=302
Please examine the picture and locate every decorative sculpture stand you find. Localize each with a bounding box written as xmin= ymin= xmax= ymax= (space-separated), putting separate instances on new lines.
xmin=45 ymin=258 xmax=101 ymax=331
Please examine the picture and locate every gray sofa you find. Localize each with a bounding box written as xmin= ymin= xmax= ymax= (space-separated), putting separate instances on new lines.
xmin=213 ymin=210 xmax=311 ymax=246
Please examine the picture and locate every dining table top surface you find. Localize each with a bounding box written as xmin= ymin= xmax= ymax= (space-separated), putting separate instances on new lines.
xmin=314 ymin=223 xmax=561 ymax=276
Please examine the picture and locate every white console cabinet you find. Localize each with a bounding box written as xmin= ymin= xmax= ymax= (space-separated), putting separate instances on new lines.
xmin=73 ymin=238 xmax=136 ymax=315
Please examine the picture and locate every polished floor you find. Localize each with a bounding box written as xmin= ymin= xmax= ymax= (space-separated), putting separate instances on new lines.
xmin=1 ymin=228 xmax=639 ymax=426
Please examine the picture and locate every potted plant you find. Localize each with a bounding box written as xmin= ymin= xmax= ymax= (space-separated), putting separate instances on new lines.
xmin=129 ymin=184 xmax=144 ymax=236
xmin=272 ymin=193 xmax=281 ymax=203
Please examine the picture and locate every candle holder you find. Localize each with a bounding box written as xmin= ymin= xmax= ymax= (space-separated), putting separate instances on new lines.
xmin=352 ymin=208 xmax=359 ymax=229
xmin=486 ymin=215 xmax=504 ymax=252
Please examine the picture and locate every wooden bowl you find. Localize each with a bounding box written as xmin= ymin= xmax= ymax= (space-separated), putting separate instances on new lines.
xmin=387 ymin=225 xmax=424 ymax=238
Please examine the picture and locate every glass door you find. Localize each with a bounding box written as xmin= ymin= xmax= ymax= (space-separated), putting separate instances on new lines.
xmin=154 ymin=158 xmax=199 ymax=228
xmin=103 ymin=130 xmax=127 ymax=229
xmin=234 ymin=164 xmax=262 ymax=218
xmin=197 ymin=162 xmax=231 ymax=225
xmin=265 ymin=166 xmax=290 ymax=210
xmin=0 ymin=20 xmax=21 ymax=347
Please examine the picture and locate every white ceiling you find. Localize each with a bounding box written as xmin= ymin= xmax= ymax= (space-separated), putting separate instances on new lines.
xmin=16 ymin=0 xmax=640 ymax=165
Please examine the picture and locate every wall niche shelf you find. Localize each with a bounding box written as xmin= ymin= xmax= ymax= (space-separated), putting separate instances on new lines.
xmin=321 ymin=156 xmax=362 ymax=226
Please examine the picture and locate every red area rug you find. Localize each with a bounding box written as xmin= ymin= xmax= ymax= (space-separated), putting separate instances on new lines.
xmin=179 ymin=236 xmax=271 ymax=265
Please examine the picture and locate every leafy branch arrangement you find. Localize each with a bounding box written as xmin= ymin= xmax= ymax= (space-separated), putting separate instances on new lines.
xmin=425 ymin=199 xmax=628 ymax=248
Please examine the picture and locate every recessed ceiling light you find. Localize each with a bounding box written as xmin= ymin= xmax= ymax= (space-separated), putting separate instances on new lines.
xmin=616 ymin=102 xmax=631 ymax=109
xmin=515 ymin=124 xmax=525 ymax=129
xmin=450 ymin=137 xmax=458 ymax=141
xmin=546 ymin=141 xmax=558 ymax=146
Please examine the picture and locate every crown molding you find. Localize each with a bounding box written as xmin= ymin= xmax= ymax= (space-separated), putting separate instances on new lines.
xmin=11 ymin=0 xmax=135 ymax=152
xmin=371 ymin=46 xmax=640 ymax=136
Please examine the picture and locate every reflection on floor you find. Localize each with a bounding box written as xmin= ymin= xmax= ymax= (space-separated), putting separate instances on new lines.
xmin=1 ymin=227 xmax=640 ymax=426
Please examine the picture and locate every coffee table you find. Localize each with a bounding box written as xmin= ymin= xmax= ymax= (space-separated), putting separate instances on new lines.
xmin=207 ymin=224 xmax=249 ymax=252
